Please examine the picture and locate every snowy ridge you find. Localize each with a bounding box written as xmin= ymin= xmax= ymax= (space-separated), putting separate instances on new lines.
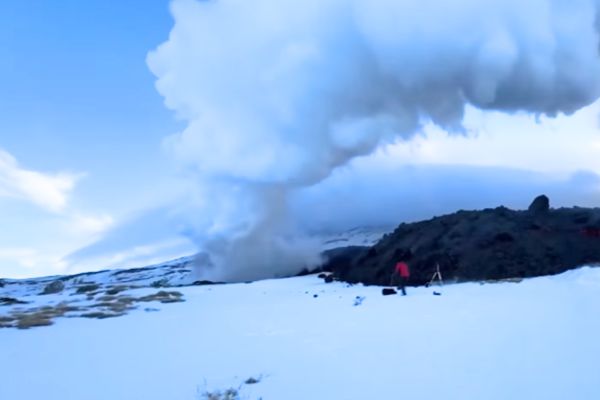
xmin=0 ymin=256 xmax=196 ymax=299
xmin=0 ymin=227 xmax=388 ymax=299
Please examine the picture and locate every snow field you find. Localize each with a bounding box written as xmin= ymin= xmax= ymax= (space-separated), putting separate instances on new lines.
xmin=1 ymin=268 xmax=599 ymax=400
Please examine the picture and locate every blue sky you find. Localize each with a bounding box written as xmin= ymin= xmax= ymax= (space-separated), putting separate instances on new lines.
xmin=0 ymin=1 xmax=188 ymax=277
xmin=0 ymin=0 xmax=178 ymax=212
xmin=1 ymin=0 xmax=600 ymax=279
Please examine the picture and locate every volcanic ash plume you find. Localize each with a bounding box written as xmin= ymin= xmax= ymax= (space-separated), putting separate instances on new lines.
xmin=147 ymin=0 xmax=600 ymax=282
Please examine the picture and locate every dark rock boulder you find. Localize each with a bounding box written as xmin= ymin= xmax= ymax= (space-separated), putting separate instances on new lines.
xmin=317 ymin=273 xmax=334 ymax=282
xmin=192 ymin=280 xmax=224 ymax=286
xmin=528 ymin=194 xmax=550 ymax=214
xmin=41 ymin=280 xmax=65 ymax=295
xmin=0 ymin=297 xmax=28 ymax=306
xmin=323 ymin=196 xmax=600 ymax=286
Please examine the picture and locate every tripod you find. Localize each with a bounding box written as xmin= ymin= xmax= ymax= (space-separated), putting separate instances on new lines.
xmin=428 ymin=263 xmax=443 ymax=289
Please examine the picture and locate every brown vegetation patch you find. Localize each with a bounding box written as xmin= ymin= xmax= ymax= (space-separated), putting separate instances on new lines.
xmin=137 ymin=290 xmax=184 ymax=303
xmin=3 ymin=290 xmax=185 ymax=330
xmin=2 ymin=301 xmax=82 ymax=329
xmin=91 ymin=300 xmax=136 ymax=314
xmin=80 ymin=311 xmax=126 ymax=319
xmin=0 ymin=315 xmax=15 ymax=328
xmin=14 ymin=312 xmax=54 ymax=329
xmin=116 ymin=296 xmax=136 ymax=304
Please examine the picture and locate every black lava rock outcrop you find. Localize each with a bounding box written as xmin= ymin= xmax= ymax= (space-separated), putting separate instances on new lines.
xmin=324 ymin=196 xmax=600 ymax=286
xmin=41 ymin=280 xmax=65 ymax=295
xmin=0 ymin=297 xmax=28 ymax=306
xmin=528 ymin=194 xmax=550 ymax=213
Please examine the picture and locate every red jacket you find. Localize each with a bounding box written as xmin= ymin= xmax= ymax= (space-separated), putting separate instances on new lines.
xmin=395 ymin=262 xmax=410 ymax=278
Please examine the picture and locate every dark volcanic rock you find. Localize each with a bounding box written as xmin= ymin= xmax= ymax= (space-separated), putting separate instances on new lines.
xmin=0 ymin=297 xmax=28 ymax=306
xmin=192 ymin=280 xmax=224 ymax=286
xmin=528 ymin=195 xmax=550 ymax=213
xmin=324 ymin=196 xmax=600 ymax=286
xmin=41 ymin=280 xmax=65 ymax=295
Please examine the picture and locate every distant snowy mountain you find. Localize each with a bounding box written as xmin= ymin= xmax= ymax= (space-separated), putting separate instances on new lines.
xmin=0 ymin=226 xmax=388 ymax=300
xmin=316 ymin=226 xmax=391 ymax=250
xmin=0 ymin=256 xmax=195 ymax=299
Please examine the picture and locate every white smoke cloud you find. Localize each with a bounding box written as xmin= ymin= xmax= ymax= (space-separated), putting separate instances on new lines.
xmin=147 ymin=0 xmax=600 ymax=281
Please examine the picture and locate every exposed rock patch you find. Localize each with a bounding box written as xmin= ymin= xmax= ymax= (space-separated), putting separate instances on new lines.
xmin=0 ymin=297 xmax=28 ymax=306
xmin=41 ymin=280 xmax=65 ymax=295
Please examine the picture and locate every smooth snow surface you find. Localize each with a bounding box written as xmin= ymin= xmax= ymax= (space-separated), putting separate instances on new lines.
xmin=1 ymin=268 xmax=600 ymax=400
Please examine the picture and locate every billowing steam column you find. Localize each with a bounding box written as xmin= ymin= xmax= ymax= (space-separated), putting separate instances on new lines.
xmin=147 ymin=0 xmax=600 ymax=282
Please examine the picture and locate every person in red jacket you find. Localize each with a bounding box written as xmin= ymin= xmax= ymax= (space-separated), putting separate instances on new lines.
xmin=392 ymin=261 xmax=410 ymax=296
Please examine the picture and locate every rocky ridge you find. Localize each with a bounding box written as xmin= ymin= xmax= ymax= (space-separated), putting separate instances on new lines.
xmin=324 ymin=195 xmax=600 ymax=286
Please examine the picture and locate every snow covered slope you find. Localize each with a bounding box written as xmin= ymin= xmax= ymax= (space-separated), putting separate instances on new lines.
xmin=0 ymin=226 xmax=387 ymax=299
xmin=0 ymin=255 xmax=196 ymax=299
xmin=1 ymin=267 xmax=599 ymax=400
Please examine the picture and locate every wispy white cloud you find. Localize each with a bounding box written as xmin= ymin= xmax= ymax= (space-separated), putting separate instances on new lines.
xmin=66 ymin=213 xmax=115 ymax=236
xmin=0 ymin=148 xmax=118 ymax=278
xmin=0 ymin=148 xmax=80 ymax=213
xmin=382 ymin=102 xmax=600 ymax=174
xmin=67 ymin=237 xmax=193 ymax=274
xmin=65 ymin=206 xmax=195 ymax=273
xmin=0 ymin=247 xmax=68 ymax=278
